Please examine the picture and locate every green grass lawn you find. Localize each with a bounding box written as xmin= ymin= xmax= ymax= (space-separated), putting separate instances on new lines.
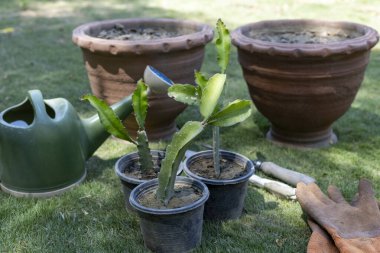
xmin=1 ymin=0 xmax=380 ymax=252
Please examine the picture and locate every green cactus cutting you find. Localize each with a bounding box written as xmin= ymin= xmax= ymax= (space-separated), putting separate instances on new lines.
xmin=82 ymin=80 xmax=154 ymax=175
xmin=156 ymin=121 xmax=204 ymax=204
xmin=168 ymin=19 xmax=252 ymax=177
xmin=215 ymin=18 xmax=231 ymax=74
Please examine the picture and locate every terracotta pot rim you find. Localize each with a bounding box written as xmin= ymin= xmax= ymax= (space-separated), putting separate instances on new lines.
xmin=72 ymin=18 xmax=214 ymax=55
xmin=231 ymin=19 xmax=379 ymax=57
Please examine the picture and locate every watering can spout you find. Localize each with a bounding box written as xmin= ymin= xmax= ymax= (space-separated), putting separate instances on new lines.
xmin=81 ymin=95 xmax=133 ymax=159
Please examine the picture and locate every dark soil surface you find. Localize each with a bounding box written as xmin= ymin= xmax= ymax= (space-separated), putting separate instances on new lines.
xmin=138 ymin=185 xmax=202 ymax=209
xmin=248 ymin=30 xmax=362 ymax=44
xmin=123 ymin=158 xmax=162 ymax=180
xmin=97 ymin=23 xmax=186 ymax=40
xmin=189 ymin=157 xmax=247 ymax=180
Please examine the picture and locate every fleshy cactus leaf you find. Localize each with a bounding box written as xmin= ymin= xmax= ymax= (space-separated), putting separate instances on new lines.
xmin=195 ymin=71 xmax=209 ymax=99
xmin=132 ymin=80 xmax=149 ymax=129
xmin=199 ymin=73 xmax=226 ymax=120
xmin=82 ymin=94 xmax=136 ymax=144
xmin=195 ymin=70 xmax=208 ymax=90
xmin=136 ymin=130 xmax=154 ymax=174
xmin=215 ymin=19 xmax=231 ymax=74
xmin=207 ymin=100 xmax=252 ymax=127
xmin=168 ymin=84 xmax=199 ymax=105
xmin=157 ymin=121 xmax=204 ymax=204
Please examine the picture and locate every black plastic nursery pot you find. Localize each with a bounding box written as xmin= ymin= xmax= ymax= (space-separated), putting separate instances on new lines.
xmin=184 ymin=150 xmax=254 ymax=221
xmin=115 ymin=150 xmax=165 ymax=211
xmin=129 ymin=176 xmax=209 ymax=253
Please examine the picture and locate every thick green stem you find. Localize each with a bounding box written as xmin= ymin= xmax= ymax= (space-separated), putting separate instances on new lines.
xmin=136 ymin=130 xmax=154 ymax=175
xmin=213 ymin=126 xmax=220 ymax=177
xmin=157 ymin=121 xmax=204 ymax=205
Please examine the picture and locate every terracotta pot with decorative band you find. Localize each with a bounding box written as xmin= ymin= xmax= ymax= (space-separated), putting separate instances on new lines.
xmin=73 ymin=18 xmax=213 ymax=140
xmin=232 ymin=19 xmax=378 ymax=148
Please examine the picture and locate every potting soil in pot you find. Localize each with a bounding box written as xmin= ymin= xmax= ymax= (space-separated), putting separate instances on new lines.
xmin=138 ymin=185 xmax=202 ymax=209
xmin=248 ymin=30 xmax=362 ymax=44
xmin=97 ymin=23 xmax=188 ymax=40
xmin=123 ymin=159 xmax=162 ymax=180
xmin=189 ymin=157 xmax=247 ymax=180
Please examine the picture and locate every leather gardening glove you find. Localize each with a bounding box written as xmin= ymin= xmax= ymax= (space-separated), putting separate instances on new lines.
xmin=297 ymin=179 xmax=380 ymax=253
xmin=304 ymin=194 xmax=380 ymax=253
xmin=306 ymin=196 xmax=380 ymax=253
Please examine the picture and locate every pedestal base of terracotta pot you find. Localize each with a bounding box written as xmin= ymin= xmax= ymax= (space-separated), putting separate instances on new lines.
xmin=266 ymin=127 xmax=337 ymax=149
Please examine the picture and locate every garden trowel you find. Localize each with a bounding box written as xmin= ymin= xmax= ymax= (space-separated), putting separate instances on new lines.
xmin=250 ymin=154 xmax=316 ymax=200
xmin=253 ymin=152 xmax=316 ymax=187
xmin=248 ymin=175 xmax=297 ymax=200
xmin=249 ymin=153 xmax=316 ymax=200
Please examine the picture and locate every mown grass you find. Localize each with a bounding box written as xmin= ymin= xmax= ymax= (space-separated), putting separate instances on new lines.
xmin=0 ymin=0 xmax=380 ymax=252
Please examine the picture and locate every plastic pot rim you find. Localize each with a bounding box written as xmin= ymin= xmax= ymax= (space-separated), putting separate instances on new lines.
xmin=129 ymin=176 xmax=209 ymax=215
xmin=114 ymin=150 xmax=165 ymax=185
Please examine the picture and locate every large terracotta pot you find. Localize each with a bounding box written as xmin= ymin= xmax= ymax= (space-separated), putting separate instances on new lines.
xmin=232 ymin=19 xmax=379 ymax=148
xmin=72 ymin=18 xmax=213 ymax=140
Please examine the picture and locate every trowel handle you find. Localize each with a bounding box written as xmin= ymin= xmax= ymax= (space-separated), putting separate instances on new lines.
xmin=249 ymin=175 xmax=296 ymax=200
xmin=260 ymin=162 xmax=316 ymax=187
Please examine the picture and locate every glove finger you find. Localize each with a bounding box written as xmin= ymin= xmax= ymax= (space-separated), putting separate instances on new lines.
xmin=357 ymin=179 xmax=378 ymax=209
xmin=327 ymin=185 xmax=347 ymax=204
xmin=296 ymin=182 xmax=333 ymax=206
xmin=351 ymin=193 xmax=380 ymax=209
xmin=358 ymin=179 xmax=374 ymax=197
xmin=297 ymin=183 xmax=333 ymax=222
xmin=308 ymin=183 xmax=335 ymax=205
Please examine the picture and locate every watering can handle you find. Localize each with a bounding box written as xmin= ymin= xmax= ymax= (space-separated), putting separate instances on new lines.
xmin=28 ymin=90 xmax=50 ymax=121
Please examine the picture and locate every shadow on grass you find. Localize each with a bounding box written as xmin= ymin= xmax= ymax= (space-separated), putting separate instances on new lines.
xmin=85 ymin=155 xmax=119 ymax=182
xmin=252 ymin=110 xmax=271 ymax=137
xmin=335 ymin=107 xmax=380 ymax=149
xmin=0 ymin=173 xmax=144 ymax=251
xmin=244 ymin=187 xmax=279 ymax=215
xmin=193 ymin=185 xmax=306 ymax=252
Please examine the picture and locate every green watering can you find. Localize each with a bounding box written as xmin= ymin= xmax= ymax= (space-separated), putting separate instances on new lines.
xmin=0 ymin=66 xmax=171 ymax=197
xmin=0 ymin=90 xmax=133 ymax=197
